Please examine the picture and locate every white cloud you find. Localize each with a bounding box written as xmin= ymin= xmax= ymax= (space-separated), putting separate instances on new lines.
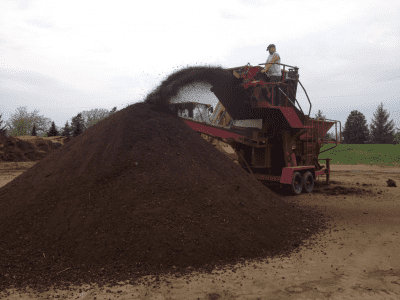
xmin=0 ymin=0 xmax=400 ymax=130
xmin=26 ymin=19 xmax=53 ymax=29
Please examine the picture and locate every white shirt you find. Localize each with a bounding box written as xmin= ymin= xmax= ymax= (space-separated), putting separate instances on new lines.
xmin=266 ymin=52 xmax=281 ymax=76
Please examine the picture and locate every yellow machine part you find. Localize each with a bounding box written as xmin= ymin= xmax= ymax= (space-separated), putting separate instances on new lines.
xmin=210 ymin=101 xmax=232 ymax=127
xmin=200 ymin=133 xmax=239 ymax=163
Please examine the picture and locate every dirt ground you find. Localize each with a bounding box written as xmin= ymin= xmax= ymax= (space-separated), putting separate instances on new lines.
xmin=1 ymin=162 xmax=399 ymax=299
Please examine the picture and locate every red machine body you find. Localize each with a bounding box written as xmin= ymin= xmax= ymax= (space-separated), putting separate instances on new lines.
xmin=169 ymin=63 xmax=342 ymax=194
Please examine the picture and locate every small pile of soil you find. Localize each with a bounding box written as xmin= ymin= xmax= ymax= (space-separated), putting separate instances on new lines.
xmin=0 ymin=135 xmax=72 ymax=162
xmin=0 ymin=66 xmax=332 ymax=295
xmin=314 ymin=185 xmax=372 ymax=196
xmin=387 ymin=179 xmax=397 ymax=187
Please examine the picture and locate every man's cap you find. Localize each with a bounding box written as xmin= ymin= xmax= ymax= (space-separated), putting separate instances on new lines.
xmin=267 ymin=44 xmax=275 ymax=50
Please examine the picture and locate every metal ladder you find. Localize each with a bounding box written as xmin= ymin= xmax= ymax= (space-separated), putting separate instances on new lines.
xmin=304 ymin=118 xmax=325 ymax=165
xmin=304 ymin=120 xmax=314 ymax=165
xmin=304 ymin=118 xmax=315 ymax=165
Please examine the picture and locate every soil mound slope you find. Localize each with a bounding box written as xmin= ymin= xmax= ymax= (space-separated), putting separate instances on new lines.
xmin=0 ymin=68 xmax=331 ymax=294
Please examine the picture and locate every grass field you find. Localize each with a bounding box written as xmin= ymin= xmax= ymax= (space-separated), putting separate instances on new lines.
xmin=318 ymin=143 xmax=400 ymax=167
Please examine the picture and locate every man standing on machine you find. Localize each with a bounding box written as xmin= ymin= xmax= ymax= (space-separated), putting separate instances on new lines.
xmin=261 ymin=44 xmax=281 ymax=106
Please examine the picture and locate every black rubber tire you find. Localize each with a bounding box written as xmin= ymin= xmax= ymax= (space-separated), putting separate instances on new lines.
xmin=290 ymin=171 xmax=303 ymax=195
xmin=302 ymin=171 xmax=314 ymax=193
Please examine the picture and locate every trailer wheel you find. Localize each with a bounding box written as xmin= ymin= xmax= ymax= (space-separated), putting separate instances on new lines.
xmin=302 ymin=171 xmax=314 ymax=193
xmin=290 ymin=171 xmax=303 ymax=195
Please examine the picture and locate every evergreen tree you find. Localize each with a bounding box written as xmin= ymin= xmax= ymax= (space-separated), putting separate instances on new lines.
xmin=314 ymin=109 xmax=326 ymax=120
xmin=392 ymin=127 xmax=400 ymax=145
xmin=0 ymin=114 xmax=8 ymax=136
xmin=314 ymin=109 xmax=332 ymax=141
xmin=325 ymin=132 xmax=334 ymax=140
xmin=47 ymin=121 xmax=59 ymax=137
xmin=342 ymin=110 xmax=370 ymax=144
xmin=60 ymin=121 xmax=73 ymax=137
xmin=71 ymin=113 xmax=85 ymax=137
xmin=31 ymin=124 xmax=37 ymax=136
xmin=72 ymin=122 xmax=84 ymax=137
xmin=369 ymin=103 xmax=396 ymax=144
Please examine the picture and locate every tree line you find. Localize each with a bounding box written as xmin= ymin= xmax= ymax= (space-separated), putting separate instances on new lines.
xmin=0 ymin=102 xmax=399 ymax=145
xmin=313 ymin=102 xmax=400 ymax=144
xmin=0 ymin=106 xmax=118 ymax=138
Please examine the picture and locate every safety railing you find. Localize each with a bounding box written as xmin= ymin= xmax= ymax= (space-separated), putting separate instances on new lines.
xmin=319 ymin=119 xmax=342 ymax=154
xmin=255 ymin=62 xmax=311 ymax=118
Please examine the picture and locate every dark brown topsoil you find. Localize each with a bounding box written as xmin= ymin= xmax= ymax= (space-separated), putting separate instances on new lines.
xmin=0 ymin=66 xmax=335 ymax=296
xmin=0 ymin=136 xmax=72 ymax=162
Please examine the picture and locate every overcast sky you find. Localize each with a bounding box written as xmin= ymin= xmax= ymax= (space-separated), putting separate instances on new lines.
xmin=1 ymin=0 xmax=399 ymax=136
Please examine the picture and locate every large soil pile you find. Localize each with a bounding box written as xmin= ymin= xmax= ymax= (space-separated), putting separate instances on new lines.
xmin=0 ymin=66 xmax=332 ymax=295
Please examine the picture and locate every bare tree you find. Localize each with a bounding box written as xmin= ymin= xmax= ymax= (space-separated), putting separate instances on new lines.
xmin=0 ymin=114 xmax=8 ymax=136
xmin=78 ymin=107 xmax=118 ymax=130
xmin=4 ymin=106 xmax=53 ymax=137
xmin=3 ymin=106 xmax=118 ymax=138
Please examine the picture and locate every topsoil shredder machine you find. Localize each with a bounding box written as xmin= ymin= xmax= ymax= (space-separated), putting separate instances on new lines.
xmin=169 ymin=63 xmax=342 ymax=195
